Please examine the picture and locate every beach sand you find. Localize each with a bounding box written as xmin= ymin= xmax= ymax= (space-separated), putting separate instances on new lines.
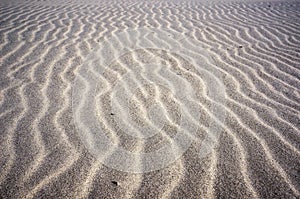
xmin=0 ymin=0 xmax=300 ymax=198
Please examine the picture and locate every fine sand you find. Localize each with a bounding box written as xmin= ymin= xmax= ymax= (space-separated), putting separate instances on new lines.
xmin=1 ymin=0 xmax=300 ymax=198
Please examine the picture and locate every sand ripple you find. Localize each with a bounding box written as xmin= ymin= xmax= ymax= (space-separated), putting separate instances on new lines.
xmin=0 ymin=0 xmax=299 ymax=198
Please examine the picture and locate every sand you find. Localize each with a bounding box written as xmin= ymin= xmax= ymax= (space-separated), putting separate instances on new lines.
xmin=0 ymin=0 xmax=300 ymax=198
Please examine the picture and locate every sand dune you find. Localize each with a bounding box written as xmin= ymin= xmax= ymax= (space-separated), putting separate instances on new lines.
xmin=0 ymin=0 xmax=300 ymax=198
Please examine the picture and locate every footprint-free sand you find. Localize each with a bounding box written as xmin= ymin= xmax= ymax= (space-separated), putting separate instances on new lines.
xmin=1 ymin=0 xmax=300 ymax=198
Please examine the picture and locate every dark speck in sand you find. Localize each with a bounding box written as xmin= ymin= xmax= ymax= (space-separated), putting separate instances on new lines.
xmin=238 ymin=46 xmax=243 ymax=48
xmin=110 ymin=113 xmax=115 ymax=116
xmin=111 ymin=181 xmax=118 ymax=186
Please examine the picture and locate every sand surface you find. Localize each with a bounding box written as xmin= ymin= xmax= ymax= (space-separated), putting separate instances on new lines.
xmin=1 ymin=0 xmax=300 ymax=198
